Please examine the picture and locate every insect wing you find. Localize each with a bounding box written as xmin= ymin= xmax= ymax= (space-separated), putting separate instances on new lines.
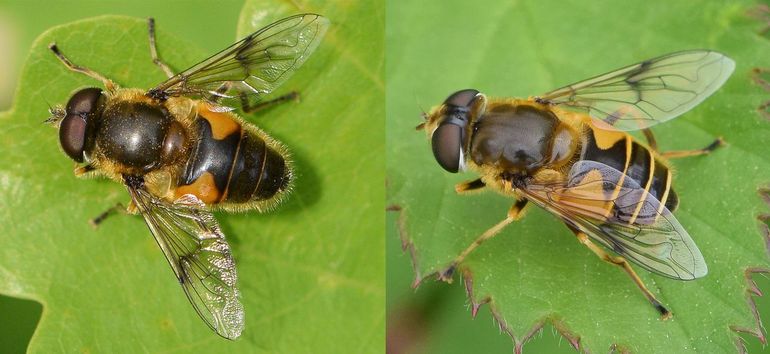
xmin=150 ymin=13 xmax=329 ymax=108
xmin=521 ymin=160 xmax=707 ymax=280
xmin=127 ymin=186 xmax=244 ymax=339
xmin=539 ymin=50 xmax=734 ymax=131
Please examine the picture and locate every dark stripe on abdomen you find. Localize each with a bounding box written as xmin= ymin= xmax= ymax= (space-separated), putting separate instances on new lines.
xmin=581 ymin=128 xmax=671 ymax=207
xmin=648 ymin=159 xmax=670 ymax=204
xmin=626 ymin=140 xmax=670 ymax=204
xmin=625 ymin=143 xmax=651 ymax=190
xmin=179 ymin=116 xmax=240 ymax=194
xmin=581 ymin=129 xmax=628 ymax=174
xmin=225 ymin=130 xmax=289 ymax=203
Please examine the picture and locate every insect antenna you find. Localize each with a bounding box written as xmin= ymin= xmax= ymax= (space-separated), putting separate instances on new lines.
xmin=413 ymin=94 xmax=429 ymax=130
xmin=43 ymin=100 xmax=65 ymax=125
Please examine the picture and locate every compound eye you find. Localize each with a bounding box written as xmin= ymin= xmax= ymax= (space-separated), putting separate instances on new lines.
xmin=60 ymin=88 xmax=103 ymax=162
xmin=444 ymin=89 xmax=479 ymax=107
xmin=59 ymin=114 xmax=87 ymax=162
xmin=431 ymin=122 xmax=463 ymax=173
xmin=66 ymin=88 xmax=103 ymax=115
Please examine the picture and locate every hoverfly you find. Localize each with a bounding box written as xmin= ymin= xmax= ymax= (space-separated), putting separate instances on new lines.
xmin=418 ymin=50 xmax=735 ymax=318
xmin=45 ymin=14 xmax=329 ymax=339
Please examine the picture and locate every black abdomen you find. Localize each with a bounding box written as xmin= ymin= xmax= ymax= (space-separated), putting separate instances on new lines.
xmin=581 ymin=127 xmax=676 ymax=211
xmin=178 ymin=115 xmax=290 ymax=204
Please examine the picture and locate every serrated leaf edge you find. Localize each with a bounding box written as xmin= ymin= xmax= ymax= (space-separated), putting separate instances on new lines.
xmin=390 ymin=175 xmax=770 ymax=353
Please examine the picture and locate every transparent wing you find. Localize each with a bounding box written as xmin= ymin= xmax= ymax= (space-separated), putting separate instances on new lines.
xmin=538 ymin=50 xmax=734 ymax=131
xmin=149 ymin=13 xmax=329 ymax=109
xmin=127 ymin=185 xmax=244 ymax=339
xmin=520 ymin=160 xmax=707 ymax=280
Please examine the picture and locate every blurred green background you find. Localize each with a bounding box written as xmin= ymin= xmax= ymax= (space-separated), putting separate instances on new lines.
xmin=0 ymin=2 xmax=243 ymax=352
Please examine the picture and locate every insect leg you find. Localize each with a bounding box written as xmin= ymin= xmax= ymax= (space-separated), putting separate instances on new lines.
xmin=88 ymin=200 xmax=140 ymax=227
xmin=49 ymin=44 xmax=115 ymax=90
xmin=642 ymin=129 xmax=658 ymax=151
xmin=568 ymin=226 xmax=672 ymax=319
xmin=240 ymin=91 xmax=299 ymax=113
xmin=455 ymin=178 xmax=486 ymax=194
xmin=438 ymin=199 xmax=529 ymax=281
xmin=89 ymin=202 xmax=127 ymax=228
xmin=661 ymin=137 xmax=724 ymax=159
xmin=73 ymin=164 xmax=96 ymax=177
xmin=147 ymin=18 xmax=175 ymax=78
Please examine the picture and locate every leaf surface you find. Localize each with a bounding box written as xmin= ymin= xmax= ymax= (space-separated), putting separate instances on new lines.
xmin=386 ymin=0 xmax=770 ymax=352
xmin=0 ymin=0 xmax=384 ymax=352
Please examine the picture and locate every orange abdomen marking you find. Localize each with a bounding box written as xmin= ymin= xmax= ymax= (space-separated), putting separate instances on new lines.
xmin=580 ymin=126 xmax=675 ymax=222
xmin=197 ymin=103 xmax=240 ymax=139
xmin=174 ymin=171 xmax=221 ymax=204
xmin=175 ymin=108 xmax=291 ymax=206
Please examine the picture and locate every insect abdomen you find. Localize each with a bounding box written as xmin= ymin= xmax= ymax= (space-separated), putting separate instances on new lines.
xmin=581 ymin=126 xmax=677 ymax=217
xmin=175 ymin=107 xmax=291 ymax=206
xmin=226 ymin=129 xmax=290 ymax=203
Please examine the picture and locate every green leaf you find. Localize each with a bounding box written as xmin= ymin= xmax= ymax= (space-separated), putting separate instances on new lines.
xmin=0 ymin=0 xmax=383 ymax=352
xmin=387 ymin=0 xmax=770 ymax=352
